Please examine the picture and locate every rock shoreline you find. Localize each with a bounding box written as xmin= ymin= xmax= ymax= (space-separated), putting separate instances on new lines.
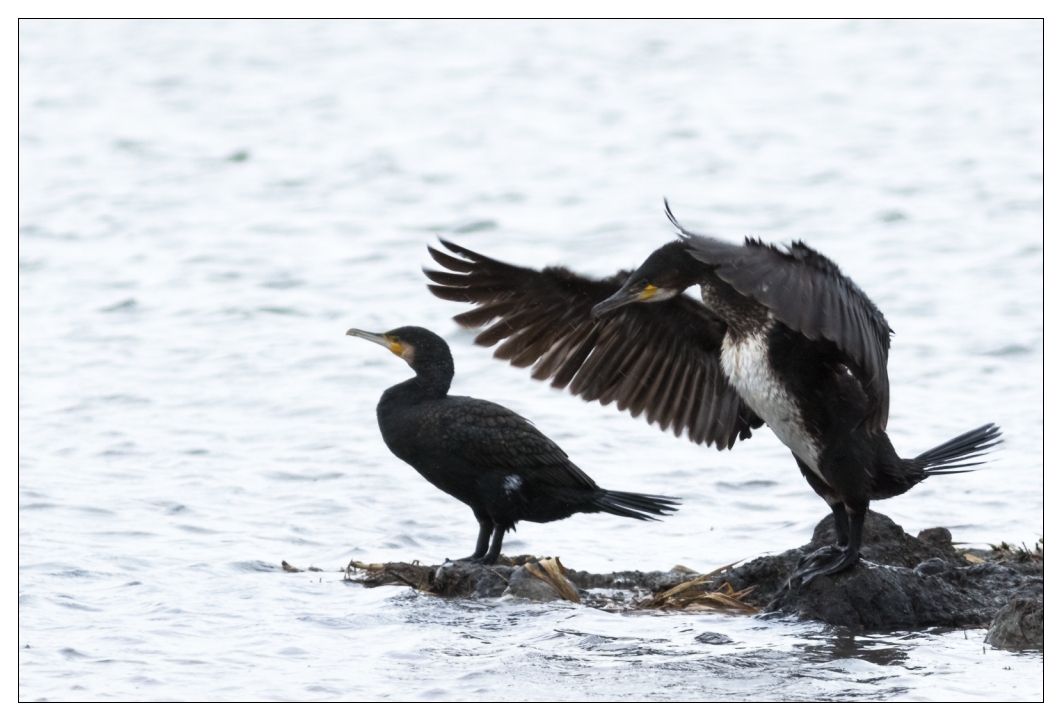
xmin=331 ymin=510 xmax=1042 ymax=648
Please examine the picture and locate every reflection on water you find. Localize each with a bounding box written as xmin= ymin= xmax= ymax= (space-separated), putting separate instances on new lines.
xmin=19 ymin=20 xmax=1041 ymax=700
xmin=800 ymin=630 xmax=911 ymax=667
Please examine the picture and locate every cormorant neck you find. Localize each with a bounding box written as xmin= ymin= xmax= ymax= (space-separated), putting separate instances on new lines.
xmin=686 ymin=257 xmax=718 ymax=293
xmin=409 ymin=355 xmax=454 ymax=399
xmin=694 ymin=262 xmax=771 ymax=336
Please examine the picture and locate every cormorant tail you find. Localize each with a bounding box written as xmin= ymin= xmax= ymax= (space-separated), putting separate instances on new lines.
xmin=589 ymin=490 xmax=680 ymax=521
xmin=914 ymin=423 xmax=1002 ymax=476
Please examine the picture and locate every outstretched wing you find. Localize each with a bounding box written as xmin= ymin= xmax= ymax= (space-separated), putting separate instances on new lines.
xmin=678 ymin=220 xmax=893 ymax=431
xmin=425 ymin=239 xmax=763 ymax=449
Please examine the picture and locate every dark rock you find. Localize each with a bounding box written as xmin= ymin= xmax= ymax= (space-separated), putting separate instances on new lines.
xmin=433 ymin=562 xmax=513 ymax=598
xmin=806 ymin=510 xmax=957 ymax=567
xmin=694 ymin=632 xmax=732 ymax=645
xmin=341 ymin=511 xmax=1042 ymax=633
xmin=915 ymin=557 xmax=949 ymax=576
xmin=565 ymin=569 xmax=699 ymax=593
xmin=764 ymin=561 xmax=1008 ymax=630
xmin=917 ymin=527 xmax=953 ymax=548
xmin=753 ymin=512 xmax=1043 ymax=631
xmin=713 ymin=549 xmax=803 ymax=606
xmin=985 ymin=598 xmax=1044 ymax=651
xmin=505 ymin=566 xmax=564 ymax=601
xmin=472 ymin=568 xmax=514 ymax=599
xmin=350 ymin=561 xmax=435 ymax=590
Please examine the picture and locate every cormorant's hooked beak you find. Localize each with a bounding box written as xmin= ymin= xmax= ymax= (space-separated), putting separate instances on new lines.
xmin=591 ymin=282 xmax=659 ymax=318
xmin=347 ymin=328 xmax=404 ymax=357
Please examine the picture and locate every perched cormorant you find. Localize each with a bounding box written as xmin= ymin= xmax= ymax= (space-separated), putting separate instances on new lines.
xmin=347 ymin=325 xmax=679 ymax=565
xmin=423 ymin=204 xmax=1001 ymax=584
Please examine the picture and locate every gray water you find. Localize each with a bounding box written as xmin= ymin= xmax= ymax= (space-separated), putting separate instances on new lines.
xmin=19 ymin=20 xmax=1043 ymax=701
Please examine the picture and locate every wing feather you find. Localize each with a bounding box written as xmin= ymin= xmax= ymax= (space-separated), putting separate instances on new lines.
xmin=683 ymin=363 xmax=709 ymax=442
xmin=425 ymin=240 xmax=764 ymax=448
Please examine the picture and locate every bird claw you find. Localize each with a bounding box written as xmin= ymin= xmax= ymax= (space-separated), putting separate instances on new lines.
xmin=794 ymin=545 xmax=843 ymax=571
xmin=789 ymin=545 xmax=861 ymax=587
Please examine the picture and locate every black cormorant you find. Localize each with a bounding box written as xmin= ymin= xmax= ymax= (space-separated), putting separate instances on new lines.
xmin=347 ymin=325 xmax=680 ymax=565
xmin=423 ymin=205 xmax=1001 ymax=583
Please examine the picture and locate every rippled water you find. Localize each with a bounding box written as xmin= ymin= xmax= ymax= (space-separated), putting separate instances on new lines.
xmin=19 ymin=20 xmax=1043 ymax=700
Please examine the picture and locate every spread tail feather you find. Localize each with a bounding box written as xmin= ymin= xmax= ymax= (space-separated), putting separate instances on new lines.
xmin=914 ymin=423 xmax=1002 ymax=476
xmin=588 ymin=490 xmax=680 ymax=521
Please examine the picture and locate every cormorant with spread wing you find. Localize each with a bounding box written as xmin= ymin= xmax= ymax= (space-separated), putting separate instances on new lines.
xmin=347 ymin=325 xmax=679 ymax=565
xmin=424 ymin=205 xmax=1000 ymax=583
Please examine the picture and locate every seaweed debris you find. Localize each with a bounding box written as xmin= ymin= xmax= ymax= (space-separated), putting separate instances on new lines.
xmin=290 ymin=511 xmax=1041 ymax=637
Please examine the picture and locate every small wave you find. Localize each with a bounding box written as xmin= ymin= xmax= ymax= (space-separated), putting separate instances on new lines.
xmin=176 ymin=525 xmax=219 ymax=535
xmin=101 ymin=298 xmax=138 ymax=313
xmin=715 ymin=479 xmax=780 ymax=490
xmin=981 ymin=344 xmax=1032 ymax=357
xmin=453 ymin=220 xmax=498 ymax=234
xmin=230 ymin=560 xmax=279 ymax=573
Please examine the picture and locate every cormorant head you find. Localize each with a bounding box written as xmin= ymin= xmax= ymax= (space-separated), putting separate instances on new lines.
xmin=591 ymin=241 xmax=700 ymax=317
xmin=346 ymin=325 xmax=454 ymax=379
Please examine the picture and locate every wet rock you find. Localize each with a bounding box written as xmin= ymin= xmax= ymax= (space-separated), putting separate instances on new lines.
xmin=434 ymin=562 xmax=513 ymax=598
xmin=806 ymin=511 xmax=958 ymax=567
xmin=702 ymin=511 xmax=966 ymax=610
xmin=694 ymin=632 xmax=732 ymax=645
xmin=917 ymin=527 xmax=953 ymax=548
xmin=765 ymin=561 xmax=1006 ymax=629
xmin=914 ymin=557 xmax=949 ymax=577
xmin=348 ymin=561 xmax=435 ymax=590
xmin=504 ymin=565 xmax=566 ymax=602
xmin=565 ymin=569 xmax=699 ymax=593
xmin=472 ymin=569 xmax=512 ymax=599
xmin=714 ymin=550 xmax=803 ymax=606
xmin=340 ymin=511 xmax=1042 ymax=633
xmin=985 ymin=598 xmax=1044 ymax=650
xmin=751 ymin=512 xmax=1043 ymax=631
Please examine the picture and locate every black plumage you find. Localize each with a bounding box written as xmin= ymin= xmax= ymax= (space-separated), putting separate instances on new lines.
xmin=424 ymin=203 xmax=1001 ymax=584
xmin=424 ymin=243 xmax=763 ymax=450
xmin=347 ymin=325 xmax=679 ymax=565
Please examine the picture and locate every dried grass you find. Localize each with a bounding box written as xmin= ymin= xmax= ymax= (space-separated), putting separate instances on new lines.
xmin=641 ymin=562 xmax=759 ymax=613
xmin=336 ymin=556 xmax=760 ymax=613
xmin=344 ymin=560 xmax=435 ymax=591
xmin=524 ymin=557 xmax=581 ymax=603
xmin=987 ymin=539 xmax=1044 ymax=563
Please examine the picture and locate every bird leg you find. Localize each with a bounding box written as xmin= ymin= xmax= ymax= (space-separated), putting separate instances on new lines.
xmin=796 ymin=461 xmax=850 ymax=552
xmin=790 ymin=502 xmax=849 ymax=576
xmin=453 ymin=520 xmax=493 ymax=562
xmin=459 ymin=524 xmax=506 ymax=565
xmin=478 ymin=524 xmax=506 ymax=566
xmin=790 ymin=505 xmax=866 ymax=586
xmin=830 ymin=502 xmax=850 ymax=547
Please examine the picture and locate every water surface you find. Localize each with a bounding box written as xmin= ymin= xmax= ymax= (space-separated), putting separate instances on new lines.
xmin=19 ymin=20 xmax=1043 ymax=700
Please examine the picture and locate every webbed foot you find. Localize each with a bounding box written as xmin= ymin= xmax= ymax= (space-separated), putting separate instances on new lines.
xmin=789 ymin=544 xmax=861 ymax=587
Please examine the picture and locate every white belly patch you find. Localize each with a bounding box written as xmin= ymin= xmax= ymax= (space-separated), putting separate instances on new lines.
xmin=720 ymin=332 xmax=823 ymax=477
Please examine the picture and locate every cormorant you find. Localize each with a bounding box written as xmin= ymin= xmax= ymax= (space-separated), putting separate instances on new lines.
xmin=347 ymin=325 xmax=680 ymax=565
xmin=423 ymin=205 xmax=1001 ymax=584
